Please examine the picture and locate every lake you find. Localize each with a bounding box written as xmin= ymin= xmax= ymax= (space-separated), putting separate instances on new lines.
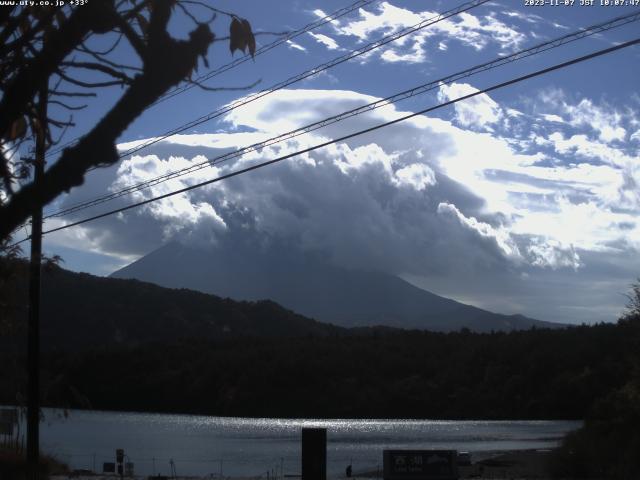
xmin=27 ymin=409 xmax=580 ymax=477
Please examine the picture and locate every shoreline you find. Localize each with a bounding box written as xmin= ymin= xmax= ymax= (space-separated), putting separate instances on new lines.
xmin=48 ymin=449 xmax=559 ymax=480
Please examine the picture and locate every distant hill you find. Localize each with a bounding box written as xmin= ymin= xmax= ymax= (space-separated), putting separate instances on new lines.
xmin=112 ymin=242 xmax=561 ymax=332
xmin=2 ymin=259 xmax=343 ymax=352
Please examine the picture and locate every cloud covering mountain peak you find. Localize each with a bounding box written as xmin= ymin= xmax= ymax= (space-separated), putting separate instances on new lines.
xmin=49 ymin=87 xmax=639 ymax=324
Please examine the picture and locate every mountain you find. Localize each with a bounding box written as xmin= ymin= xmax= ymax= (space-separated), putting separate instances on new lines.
xmin=1 ymin=258 xmax=343 ymax=352
xmin=111 ymin=241 xmax=560 ymax=332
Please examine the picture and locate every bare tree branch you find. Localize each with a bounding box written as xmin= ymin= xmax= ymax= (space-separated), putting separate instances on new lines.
xmin=0 ymin=8 xmax=55 ymax=59
xmin=0 ymin=1 xmax=119 ymax=139
xmin=60 ymin=61 xmax=134 ymax=81
xmin=56 ymin=69 xmax=131 ymax=88
xmin=0 ymin=7 xmax=27 ymax=48
xmin=79 ymin=33 xmax=124 ymax=56
xmin=47 ymin=117 xmax=75 ymax=129
xmin=50 ymin=90 xmax=98 ymax=98
xmin=113 ymin=13 xmax=147 ymax=59
xmin=0 ymin=1 xmax=215 ymax=240
xmin=0 ymin=0 xmax=258 ymax=244
xmin=48 ymin=100 xmax=88 ymax=111
xmin=76 ymin=41 xmax=142 ymax=71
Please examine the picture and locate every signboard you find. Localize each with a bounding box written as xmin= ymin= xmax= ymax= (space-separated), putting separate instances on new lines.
xmin=383 ymin=450 xmax=458 ymax=480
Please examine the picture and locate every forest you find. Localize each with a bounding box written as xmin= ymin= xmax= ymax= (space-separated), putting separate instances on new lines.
xmin=1 ymin=311 xmax=638 ymax=420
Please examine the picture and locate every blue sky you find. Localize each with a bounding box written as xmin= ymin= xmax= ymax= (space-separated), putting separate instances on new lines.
xmin=29 ymin=0 xmax=640 ymax=325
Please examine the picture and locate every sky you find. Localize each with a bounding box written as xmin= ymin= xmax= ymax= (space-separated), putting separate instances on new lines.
xmin=25 ymin=0 xmax=640 ymax=325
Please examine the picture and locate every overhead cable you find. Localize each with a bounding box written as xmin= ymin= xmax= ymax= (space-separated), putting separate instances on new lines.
xmin=9 ymin=36 xmax=635 ymax=247
xmin=45 ymin=0 xmax=379 ymax=158
xmin=44 ymin=10 xmax=640 ymax=220
xmin=112 ymin=0 xmax=492 ymax=161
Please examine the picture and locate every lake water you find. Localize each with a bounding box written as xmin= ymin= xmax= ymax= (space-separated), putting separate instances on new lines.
xmin=28 ymin=409 xmax=580 ymax=477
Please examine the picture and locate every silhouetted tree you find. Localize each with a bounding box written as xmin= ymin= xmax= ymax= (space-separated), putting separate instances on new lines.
xmin=549 ymin=281 xmax=640 ymax=479
xmin=0 ymin=0 xmax=258 ymax=242
xmin=622 ymin=279 xmax=640 ymax=322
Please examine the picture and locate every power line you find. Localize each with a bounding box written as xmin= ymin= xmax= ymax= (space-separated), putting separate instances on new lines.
xmin=46 ymin=0 xmax=490 ymax=187
xmin=44 ymin=10 xmax=640 ymax=220
xmin=12 ymin=36 xmax=637 ymax=247
xmin=111 ymin=0 xmax=491 ymax=161
xmin=152 ymin=0 xmax=378 ymax=106
xmin=45 ymin=0 xmax=490 ymax=171
xmin=43 ymin=0 xmax=495 ymax=218
xmin=45 ymin=0 xmax=378 ymax=158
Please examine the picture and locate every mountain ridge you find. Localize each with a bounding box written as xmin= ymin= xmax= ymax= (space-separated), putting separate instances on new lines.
xmin=0 ymin=258 xmax=346 ymax=352
xmin=112 ymin=242 xmax=561 ymax=332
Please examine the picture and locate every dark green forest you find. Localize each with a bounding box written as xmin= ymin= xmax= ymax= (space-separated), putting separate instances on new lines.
xmin=2 ymin=309 xmax=639 ymax=420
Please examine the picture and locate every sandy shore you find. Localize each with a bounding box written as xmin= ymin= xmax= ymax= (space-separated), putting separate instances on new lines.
xmin=51 ymin=449 xmax=560 ymax=480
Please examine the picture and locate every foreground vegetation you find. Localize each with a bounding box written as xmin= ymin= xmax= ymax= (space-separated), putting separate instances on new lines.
xmin=549 ymin=311 xmax=640 ymax=479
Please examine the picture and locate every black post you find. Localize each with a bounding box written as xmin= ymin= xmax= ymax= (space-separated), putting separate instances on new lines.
xmin=301 ymin=428 xmax=326 ymax=480
xmin=27 ymin=84 xmax=47 ymax=480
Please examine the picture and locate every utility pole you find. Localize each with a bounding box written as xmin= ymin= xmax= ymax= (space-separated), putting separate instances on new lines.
xmin=27 ymin=82 xmax=47 ymax=480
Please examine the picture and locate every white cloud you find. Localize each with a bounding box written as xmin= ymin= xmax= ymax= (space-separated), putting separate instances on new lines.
xmin=539 ymin=94 xmax=631 ymax=144
xmin=331 ymin=2 xmax=526 ymax=64
xmin=437 ymin=82 xmax=502 ymax=129
xmin=511 ymin=196 xmax=639 ymax=253
xmin=615 ymin=162 xmax=640 ymax=211
xmin=547 ymin=132 xmax=635 ymax=167
xmin=210 ymin=90 xmax=638 ymax=264
xmin=286 ymin=40 xmax=306 ymax=52
xmin=394 ymin=163 xmax=436 ymax=191
xmin=312 ymin=8 xmax=341 ymax=28
xmin=338 ymin=2 xmax=421 ymax=39
xmin=307 ymin=32 xmax=340 ymax=50
xmin=565 ymin=99 xmax=626 ymax=143
xmin=541 ymin=114 xmax=564 ymax=123
xmin=437 ymin=202 xmax=521 ymax=260
xmin=223 ymin=88 xmax=388 ymax=134
xmin=112 ymin=154 xmax=228 ymax=245
xmin=501 ymin=10 xmax=543 ymax=24
xmin=380 ymin=37 xmax=426 ymax=63
xmin=525 ymin=238 xmax=581 ymax=270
